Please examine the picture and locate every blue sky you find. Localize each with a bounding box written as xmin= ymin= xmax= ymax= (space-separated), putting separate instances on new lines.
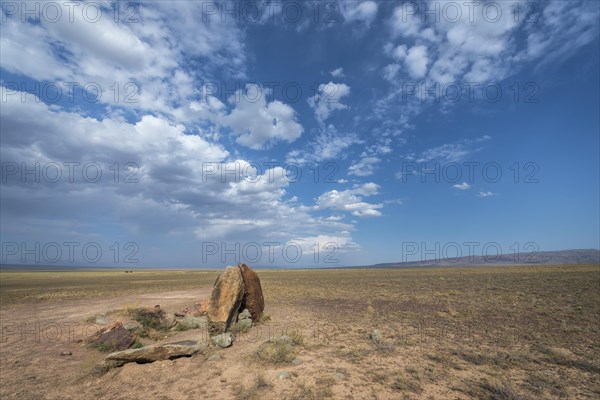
xmin=1 ymin=1 xmax=599 ymax=268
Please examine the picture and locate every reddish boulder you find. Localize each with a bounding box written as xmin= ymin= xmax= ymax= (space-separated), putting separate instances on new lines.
xmin=206 ymin=266 xmax=244 ymax=332
xmin=87 ymin=321 xmax=135 ymax=351
xmin=237 ymin=263 xmax=265 ymax=322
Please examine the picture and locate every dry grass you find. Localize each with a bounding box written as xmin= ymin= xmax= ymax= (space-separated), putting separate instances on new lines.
xmin=0 ymin=269 xmax=219 ymax=304
xmin=1 ymin=264 xmax=598 ymax=399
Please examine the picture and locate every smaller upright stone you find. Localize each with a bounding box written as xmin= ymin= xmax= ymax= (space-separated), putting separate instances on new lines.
xmin=237 ymin=263 xmax=265 ymax=322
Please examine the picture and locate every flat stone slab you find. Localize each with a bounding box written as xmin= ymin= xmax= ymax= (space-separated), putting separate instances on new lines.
xmin=102 ymin=340 xmax=209 ymax=368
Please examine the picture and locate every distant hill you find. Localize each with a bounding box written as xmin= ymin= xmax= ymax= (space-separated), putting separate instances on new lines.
xmin=369 ymin=249 xmax=600 ymax=268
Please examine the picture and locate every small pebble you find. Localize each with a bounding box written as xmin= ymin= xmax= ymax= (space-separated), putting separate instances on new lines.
xmin=278 ymin=371 xmax=290 ymax=380
xmin=291 ymin=357 xmax=303 ymax=366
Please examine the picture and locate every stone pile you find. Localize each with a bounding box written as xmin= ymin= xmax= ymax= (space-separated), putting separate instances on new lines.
xmin=89 ymin=263 xmax=265 ymax=369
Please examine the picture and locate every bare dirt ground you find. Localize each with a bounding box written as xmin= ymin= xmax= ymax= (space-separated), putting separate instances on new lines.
xmin=1 ymin=265 xmax=599 ymax=399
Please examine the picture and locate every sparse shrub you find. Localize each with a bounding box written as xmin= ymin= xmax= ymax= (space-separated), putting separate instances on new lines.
xmin=479 ymin=380 xmax=527 ymax=400
xmin=260 ymin=313 xmax=271 ymax=322
xmin=288 ymin=330 xmax=304 ymax=346
xmin=232 ymin=374 xmax=272 ymax=400
xmin=256 ymin=341 xmax=297 ymax=364
xmin=392 ymin=372 xmax=422 ymax=394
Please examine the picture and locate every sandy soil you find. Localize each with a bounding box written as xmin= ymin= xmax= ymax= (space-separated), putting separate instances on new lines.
xmin=1 ymin=267 xmax=598 ymax=399
xmin=0 ymin=287 xmax=447 ymax=400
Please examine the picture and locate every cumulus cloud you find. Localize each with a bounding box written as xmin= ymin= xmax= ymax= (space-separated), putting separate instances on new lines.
xmin=477 ymin=191 xmax=495 ymax=198
xmin=339 ymin=1 xmax=378 ymax=26
xmin=0 ymin=2 xmax=247 ymax=119
xmin=220 ymin=86 xmax=303 ymax=150
xmin=380 ymin=0 xmax=599 ymax=117
xmin=0 ymin=89 xmax=359 ymax=265
xmin=316 ymin=183 xmax=383 ymax=217
xmin=307 ymin=82 xmax=351 ymax=124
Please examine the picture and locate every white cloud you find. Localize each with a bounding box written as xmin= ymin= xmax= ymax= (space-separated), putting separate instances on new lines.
xmin=405 ymin=45 xmax=429 ymax=78
xmin=316 ymin=183 xmax=383 ymax=217
xmin=221 ymin=86 xmax=303 ymax=150
xmin=330 ymin=67 xmax=345 ymax=77
xmin=383 ymin=63 xmax=401 ymax=81
xmin=416 ymin=136 xmax=491 ymax=163
xmin=349 ymin=156 xmax=381 ymax=177
xmin=307 ymin=82 xmax=351 ymax=124
xmin=387 ymin=1 xmax=599 ymax=88
xmin=286 ymin=125 xmax=362 ymax=164
xmin=0 ymin=2 xmax=247 ymax=120
xmin=0 ymin=89 xmax=360 ymax=264
xmin=477 ymin=191 xmax=495 ymax=198
xmin=339 ymin=1 xmax=378 ymax=26
xmin=417 ymin=144 xmax=469 ymax=163
xmin=453 ymin=182 xmax=471 ymax=190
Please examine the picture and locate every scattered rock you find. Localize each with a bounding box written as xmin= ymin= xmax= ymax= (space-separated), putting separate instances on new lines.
xmin=278 ymin=371 xmax=290 ymax=380
xmin=237 ymin=263 xmax=265 ymax=322
xmin=292 ymin=357 xmax=303 ymax=366
xmin=232 ymin=318 xmax=252 ymax=332
xmin=238 ymin=308 xmax=252 ymax=320
xmin=123 ymin=321 xmax=142 ymax=332
xmin=177 ymin=316 xmax=208 ymax=330
xmin=370 ymin=329 xmax=383 ymax=344
xmin=197 ymin=299 xmax=209 ymax=315
xmin=207 ymin=354 xmax=222 ymax=361
xmin=207 ymin=267 xmax=244 ymax=332
xmin=59 ymin=351 xmax=72 ymax=356
xmin=131 ymin=305 xmax=174 ymax=330
xmin=95 ymin=316 xmax=109 ymax=325
xmin=102 ymin=340 xmax=209 ymax=369
xmin=87 ymin=322 xmax=136 ymax=352
xmin=211 ymin=332 xmax=233 ymax=348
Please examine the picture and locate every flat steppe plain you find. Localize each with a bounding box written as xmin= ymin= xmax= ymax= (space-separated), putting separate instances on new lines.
xmin=0 ymin=265 xmax=598 ymax=399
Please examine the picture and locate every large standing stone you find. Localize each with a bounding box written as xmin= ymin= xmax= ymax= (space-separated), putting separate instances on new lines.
xmin=207 ymin=266 xmax=244 ymax=332
xmin=237 ymin=263 xmax=265 ymax=322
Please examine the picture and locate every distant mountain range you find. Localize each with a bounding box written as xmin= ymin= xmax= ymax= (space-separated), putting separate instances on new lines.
xmin=367 ymin=249 xmax=600 ymax=268
xmin=1 ymin=249 xmax=598 ymax=270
